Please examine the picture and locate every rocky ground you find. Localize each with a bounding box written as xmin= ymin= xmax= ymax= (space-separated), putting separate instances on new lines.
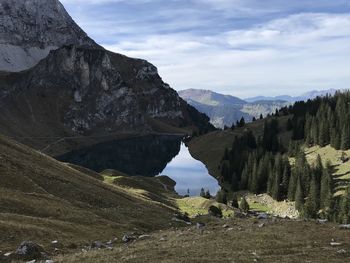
xmin=3 ymin=211 xmax=350 ymax=263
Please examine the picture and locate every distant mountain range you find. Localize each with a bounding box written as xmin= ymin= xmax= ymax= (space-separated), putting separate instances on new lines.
xmin=245 ymin=89 xmax=338 ymax=103
xmin=179 ymin=88 xmax=341 ymax=128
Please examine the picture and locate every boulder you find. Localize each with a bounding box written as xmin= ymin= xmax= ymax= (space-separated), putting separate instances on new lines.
xmin=91 ymin=241 xmax=106 ymax=249
xmin=173 ymin=212 xmax=190 ymax=222
xmin=122 ymin=235 xmax=136 ymax=243
xmin=138 ymin=235 xmax=151 ymax=240
xmin=257 ymin=213 xmax=268 ymax=220
xmin=196 ymin=222 xmax=206 ymax=230
xmin=339 ymin=224 xmax=350 ymax=229
xmin=15 ymin=241 xmax=44 ymax=260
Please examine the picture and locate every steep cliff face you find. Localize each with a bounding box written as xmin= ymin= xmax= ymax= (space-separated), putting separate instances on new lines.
xmin=0 ymin=0 xmax=97 ymax=71
xmin=0 ymin=45 xmax=213 ymax=154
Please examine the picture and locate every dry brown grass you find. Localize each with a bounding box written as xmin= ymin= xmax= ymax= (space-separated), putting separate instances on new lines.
xmin=0 ymin=134 xmax=177 ymax=254
xmin=54 ymin=217 xmax=350 ymax=263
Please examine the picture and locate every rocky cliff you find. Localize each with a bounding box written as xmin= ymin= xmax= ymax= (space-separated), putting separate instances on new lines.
xmin=0 ymin=0 xmax=97 ymax=72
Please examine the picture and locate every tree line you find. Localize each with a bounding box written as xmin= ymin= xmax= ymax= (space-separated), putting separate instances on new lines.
xmin=220 ymin=91 xmax=350 ymax=222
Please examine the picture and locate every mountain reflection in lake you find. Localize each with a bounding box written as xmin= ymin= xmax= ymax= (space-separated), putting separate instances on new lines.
xmin=57 ymin=135 xmax=220 ymax=196
xmin=159 ymin=143 xmax=220 ymax=196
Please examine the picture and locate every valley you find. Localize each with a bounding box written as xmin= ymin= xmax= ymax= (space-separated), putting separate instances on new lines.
xmin=1 ymin=0 xmax=350 ymax=262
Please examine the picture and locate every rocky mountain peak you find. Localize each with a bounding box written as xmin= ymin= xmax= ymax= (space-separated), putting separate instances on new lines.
xmin=0 ymin=0 xmax=97 ymax=72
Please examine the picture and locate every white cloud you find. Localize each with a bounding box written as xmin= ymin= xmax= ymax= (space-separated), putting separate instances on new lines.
xmin=102 ymin=13 xmax=350 ymax=97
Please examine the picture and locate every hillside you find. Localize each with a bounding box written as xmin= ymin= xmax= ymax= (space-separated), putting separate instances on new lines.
xmin=189 ymin=91 xmax=350 ymax=223
xmin=0 ymin=134 xmax=178 ymax=255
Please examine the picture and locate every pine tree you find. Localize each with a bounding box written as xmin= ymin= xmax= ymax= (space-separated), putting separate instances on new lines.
xmin=231 ymin=173 xmax=239 ymax=192
xmin=295 ymin=176 xmax=304 ymax=213
xmin=339 ymin=187 xmax=350 ymax=223
xmin=200 ymin=188 xmax=206 ymax=198
xmin=205 ymin=190 xmax=211 ymax=199
xmin=320 ymin=164 xmax=333 ymax=216
xmin=330 ymin=128 xmax=341 ymax=150
xmin=304 ymin=175 xmax=319 ymax=218
xmin=288 ymin=171 xmax=298 ymax=201
xmin=239 ymin=117 xmax=246 ymax=127
xmin=240 ymin=197 xmax=250 ymax=212
xmin=271 ymin=154 xmax=283 ymax=201
xmin=281 ymin=161 xmax=291 ymax=199
xmin=216 ymin=190 xmax=227 ymax=204
xmin=231 ymin=195 xmax=239 ymax=208
xmin=286 ymin=118 xmax=293 ymax=131
xmin=341 ymin=124 xmax=350 ymax=150
xmin=260 ymin=114 xmax=263 ymax=120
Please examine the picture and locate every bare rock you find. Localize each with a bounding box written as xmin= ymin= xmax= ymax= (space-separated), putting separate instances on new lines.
xmin=15 ymin=241 xmax=44 ymax=260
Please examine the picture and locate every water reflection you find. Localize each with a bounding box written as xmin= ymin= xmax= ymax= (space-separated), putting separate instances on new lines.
xmin=57 ymin=135 xmax=181 ymax=176
xmin=159 ymin=143 xmax=220 ymax=196
xmin=57 ymin=135 xmax=220 ymax=196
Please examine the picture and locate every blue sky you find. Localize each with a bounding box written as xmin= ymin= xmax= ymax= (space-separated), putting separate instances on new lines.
xmin=61 ymin=0 xmax=350 ymax=97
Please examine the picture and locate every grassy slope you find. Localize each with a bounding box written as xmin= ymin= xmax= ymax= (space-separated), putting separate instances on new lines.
xmin=55 ymin=217 xmax=350 ymax=263
xmin=176 ymin=197 xmax=233 ymax=218
xmin=0 ymin=134 xmax=177 ymax=253
xmin=304 ymin=145 xmax=350 ymax=196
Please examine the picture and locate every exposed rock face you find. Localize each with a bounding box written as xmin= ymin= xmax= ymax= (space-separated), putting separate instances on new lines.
xmin=0 ymin=0 xmax=97 ymax=71
xmin=0 ymin=46 xmax=199 ymax=131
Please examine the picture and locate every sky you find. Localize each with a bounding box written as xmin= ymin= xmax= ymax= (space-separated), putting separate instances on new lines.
xmin=61 ymin=0 xmax=350 ymax=98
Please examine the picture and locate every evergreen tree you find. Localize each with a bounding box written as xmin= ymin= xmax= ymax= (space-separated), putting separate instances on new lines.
xmin=216 ymin=190 xmax=227 ymax=204
xmin=304 ymin=175 xmax=319 ymax=218
xmin=240 ymin=197 xmax=250 ymax=212
xmin=295 ymin=176 xmax=304 ymax=213
xmin=330 ymin=128 xmax=341 ymax=150
xmin=231 ymin=173 xmax=239 ymax=192
xmin=239 ymin=117 xmax=246 ymax=127
xmin=200 ymin=188 xmax=206 ymax=198
xmin=320 ymin=164 xmax=333 ymax=217
xmin=205 ymin=190 xmax=211 ymax=199
xmin=339 ymin=187 xmax=350 ymax=223
xmin=341 ymin=124 xmax=350 ymax=150
xmin=286 ymin=118 xmax=293 ymax=131
xmin=288 ymin=171 xmax=298 ymax=201
xmin=260 ymin=114 xmax=263 ymax=120
xmin=231 ymin=195 xmax=239 ymax=208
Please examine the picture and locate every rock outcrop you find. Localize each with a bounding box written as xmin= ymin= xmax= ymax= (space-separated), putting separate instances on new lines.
xmin=0 ymin=0 xmax=97 ymax=72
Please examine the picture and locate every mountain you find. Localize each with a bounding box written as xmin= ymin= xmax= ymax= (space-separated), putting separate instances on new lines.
xmin=179 ymin=89 xmax=289 ymax=128
xmin=245 ymin=89 xmax=339 ymax=103
xmin=0 ymin=0 xmax=97 ymax=72
xmin=179 ymin=89 xmax=246 ymax=106
xmin=0 ymin=0 xmax=213 ymax=157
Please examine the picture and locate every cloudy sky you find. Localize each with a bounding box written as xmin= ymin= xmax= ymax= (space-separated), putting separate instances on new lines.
xmin=61 ymin=0 xmax=350 ymax=98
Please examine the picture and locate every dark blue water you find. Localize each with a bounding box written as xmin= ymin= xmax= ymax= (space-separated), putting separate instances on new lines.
xmin=159 ymin=143 xmax=220 ymax=196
